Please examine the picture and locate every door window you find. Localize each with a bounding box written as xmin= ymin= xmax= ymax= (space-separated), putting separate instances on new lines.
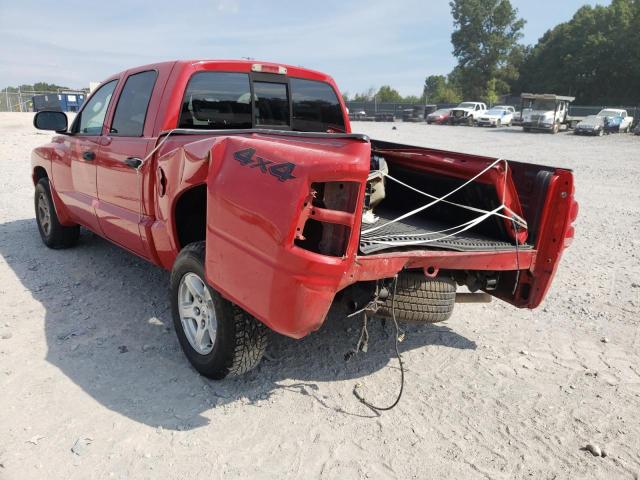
xmin=254 ymin=82 xmax=289 ymax=126
xmin=110 ymin=70 xmax=158 ymax=136
xmin=73 ymin=80 xmax=117 ymax=135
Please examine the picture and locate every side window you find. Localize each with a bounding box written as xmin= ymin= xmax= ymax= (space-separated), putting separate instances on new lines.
xmin=110 ymin=70 xmax=158 ymax=136
xmin=290 ymin=78 xmax=345 ymax=132
xmin=74 ymin=80 xmax=117 ymax=135
xmin=254 ymin=82 xmax=289 ymax=126
xmin=179 ymin=72 xmax=252 ymax=129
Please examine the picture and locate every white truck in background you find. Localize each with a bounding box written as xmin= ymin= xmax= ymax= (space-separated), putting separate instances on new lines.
xmin=597 ymin=108 xmax=634 ymax=133
xmin=448 ymin=102 xmax=487 ymax=126
xmin=520 ymin=93 xmax=575 ymax=134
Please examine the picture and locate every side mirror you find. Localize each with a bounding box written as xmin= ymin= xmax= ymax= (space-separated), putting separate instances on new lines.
xmin=34 ymin=111 xmax=68 ymax=133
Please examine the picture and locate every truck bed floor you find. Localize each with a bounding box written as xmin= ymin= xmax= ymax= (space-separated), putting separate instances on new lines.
xmin=359 ymin=208 xmax=532 ymax=255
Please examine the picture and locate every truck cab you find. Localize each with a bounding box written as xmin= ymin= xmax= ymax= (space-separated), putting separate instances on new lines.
xmin=520 ymin=93 xmax=575 ymax=134
xmin=448 ymin=102 xmax=487 ymax=126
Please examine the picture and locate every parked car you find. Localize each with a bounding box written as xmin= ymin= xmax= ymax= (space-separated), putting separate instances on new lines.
xmin=374 ymin=112 xmax=395 ymax=122
xmin=449 ymin=102 xmax=487 ymax=125
xmin=401 ymin=105 xmax=428 ymax=122
xmin=348 ymin=110 xmax=367 ymax=121
xmin=574 ymin=115 xmax=606 ymax=136
xmin=477 ymin=106 xmax=515 ymax=127
xmin=597 ymin=109 xmax=634 ymax=133
xmin=426 ymin=108 xmax=451 ymax=124
xmin=520 ymin=93 xmax=575 ymax=134
xmin=30 ymin=59 xmax=578 ymax=380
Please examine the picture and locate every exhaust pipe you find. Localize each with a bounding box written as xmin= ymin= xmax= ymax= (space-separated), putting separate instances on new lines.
xmin=455 ymin=292 xmax=492 ymax=303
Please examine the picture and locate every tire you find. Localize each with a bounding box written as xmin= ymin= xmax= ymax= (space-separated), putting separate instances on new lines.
xmin=496 ymin=119 xmax=501 ymax=128
xmin=377 ymin=273 xmax=456 ymax=324
xmin=467 ymin=116 xmax=474 ymax=126
xmin=34 ymin=178 xmax=79 ymax=249
xmin=598 ymin=129 xmax=603 ymax=137
xmin=170 ymin=242 xmax=267 ymax=379
xmin=551 ymin=122 xmax=559 ymax=134
xmin=523 ymin=127 xmax=530 ymax=133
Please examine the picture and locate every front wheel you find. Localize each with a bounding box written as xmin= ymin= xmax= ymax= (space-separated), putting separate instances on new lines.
xmin=170 ymin=242 xmax=268 ymax=379
xmin=35 ymin=178 xmax=79 ymax=249
xmin=551 ymin=122 xmax=560 ymax=134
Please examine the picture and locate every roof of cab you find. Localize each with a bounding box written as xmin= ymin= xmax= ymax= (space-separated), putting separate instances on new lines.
xmin=110 ymin=59 xmax=336 ymax=84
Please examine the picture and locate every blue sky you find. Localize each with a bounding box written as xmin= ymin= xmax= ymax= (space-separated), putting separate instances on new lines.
xmin=0 ymin=0 xmax=610 ymax=96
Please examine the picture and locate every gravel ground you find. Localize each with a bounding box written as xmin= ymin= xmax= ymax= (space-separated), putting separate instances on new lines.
xmin=0 ymin=114 xmax=639 ymax=479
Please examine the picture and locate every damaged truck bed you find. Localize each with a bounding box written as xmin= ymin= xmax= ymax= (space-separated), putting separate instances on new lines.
xmin=31 ymin=60 xmax=578 ymax=380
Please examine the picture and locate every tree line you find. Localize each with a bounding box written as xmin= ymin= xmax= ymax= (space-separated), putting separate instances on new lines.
xmin=2 ymin=82 xmax=72 ymax=93
xmin=347 ymin=0 xmax=639 ymax=106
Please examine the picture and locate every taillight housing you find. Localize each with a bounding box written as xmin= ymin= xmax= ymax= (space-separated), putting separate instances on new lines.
xmin=293 ymin=182 xmax=360 ymax=257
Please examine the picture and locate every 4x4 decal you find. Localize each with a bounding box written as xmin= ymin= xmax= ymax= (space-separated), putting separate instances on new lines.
xmin=233 ymin=148 xmax=296 ymax=182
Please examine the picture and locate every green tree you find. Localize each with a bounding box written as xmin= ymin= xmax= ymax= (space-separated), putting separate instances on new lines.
xmin=352 ymin=87 xmax=377 ymax=102
xmin=513 ymin=0 xmax=640 ymax=104
xmin=375 ymin=85 xmax=403 ymax=102
xmin=449 ymin=0 xmax=525 ymax=100
xmin=402 ymin=95 xmax=422 ymax=104
xmin=423 ymin=74 xmax=462 ymax=104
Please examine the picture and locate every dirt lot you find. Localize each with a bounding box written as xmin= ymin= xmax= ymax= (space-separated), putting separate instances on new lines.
xmin=0 ymin=114 xmax=639 ymax=479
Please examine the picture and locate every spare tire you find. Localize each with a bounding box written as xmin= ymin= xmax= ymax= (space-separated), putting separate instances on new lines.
xmin=377 ymin=273 xmax=456 ymax=324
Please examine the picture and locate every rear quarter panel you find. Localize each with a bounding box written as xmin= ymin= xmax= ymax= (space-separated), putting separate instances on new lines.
xmin=203 ymin=134 xmax=370 ymax=337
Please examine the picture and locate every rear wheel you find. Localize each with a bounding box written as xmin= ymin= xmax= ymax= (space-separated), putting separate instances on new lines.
xmin=377 ymin=273 xmax=456 ymax=324
xmin=34 ymin=178 xmax=79 ymax=249
xmin=170 ymin=242 xmax=267 ymax=379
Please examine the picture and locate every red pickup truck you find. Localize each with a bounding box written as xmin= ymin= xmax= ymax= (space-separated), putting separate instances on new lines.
xmin=31 ymin=60 xmax=578 ymax=380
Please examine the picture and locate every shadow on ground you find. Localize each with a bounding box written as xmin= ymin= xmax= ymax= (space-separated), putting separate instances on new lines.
xmin=0 ymin=218 xmax=476 ymax=430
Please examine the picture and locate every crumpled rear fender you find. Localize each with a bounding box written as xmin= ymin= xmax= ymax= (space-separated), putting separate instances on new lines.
xmin=204 ymin=134 xmax=371 ymax=338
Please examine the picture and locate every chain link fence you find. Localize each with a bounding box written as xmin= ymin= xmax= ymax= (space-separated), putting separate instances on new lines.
xmin=1 ymin=89 xmax=87 ymax=112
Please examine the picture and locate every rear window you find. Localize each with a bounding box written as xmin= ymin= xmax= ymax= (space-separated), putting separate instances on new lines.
xmin=254 ymin=81 xmax=289 ymax=126
xmin=291 ymin=78 xmax=344 ymax=132
xmin=178 ymin=72 xmax=345 ymax=132
xmin=179 ymin=72 xmax=252 ymax=129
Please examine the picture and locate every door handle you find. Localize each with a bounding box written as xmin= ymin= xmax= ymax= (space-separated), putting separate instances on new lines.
xmin=82 ymin=151 xmax=96 ymax=161
xmin=124 ymin=157 xmax=143 ymax=169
